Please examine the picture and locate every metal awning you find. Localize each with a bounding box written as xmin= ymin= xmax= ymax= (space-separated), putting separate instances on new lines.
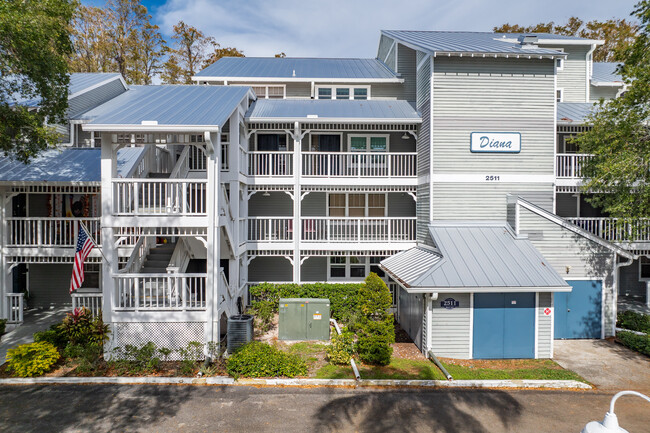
xmin=381 ymin=222 xmax=571 ymax=293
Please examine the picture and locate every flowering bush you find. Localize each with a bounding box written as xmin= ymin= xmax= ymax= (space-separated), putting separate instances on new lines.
xmin=6 ymin=341 xmax=60 ymax=377
xmin=59 ymin=307 xmax=110 ymax=347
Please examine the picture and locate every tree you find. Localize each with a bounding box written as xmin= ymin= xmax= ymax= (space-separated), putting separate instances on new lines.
xmin=204 ymin=45 xmax=245 ymax=68
xmin=494 ymin=17 xmax=638 ymax=61
xmin=573 ymin=1 xmax=650 ymax=238
xmin=275 ymin=52 xmax=287 ymax=58
xmin=130 ymin=23 xmax=167 ymax=84
xmin=69 ymin=6 xmax=115 ymax=73
xmin=0 ymin=0 xmax=75 ymax=163
xmin=355 ymin=273 xmax=394 ymax=365
xmin=162 ymin=21 xmax=215 ymax=84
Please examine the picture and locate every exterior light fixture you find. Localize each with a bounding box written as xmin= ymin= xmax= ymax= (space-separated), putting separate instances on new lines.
xmin=401 ymin=132 xmax=410 ymax=140
xmin=582 ymin=390 xmax=650 ymax=433
xmin=262 ymin=191 xmax=271 ymax=197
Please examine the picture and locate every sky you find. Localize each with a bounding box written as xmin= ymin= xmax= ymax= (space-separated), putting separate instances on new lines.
xmin=84 ymin=0 xmax=639 ymax=58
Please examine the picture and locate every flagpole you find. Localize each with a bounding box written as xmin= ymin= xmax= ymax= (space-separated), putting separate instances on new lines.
xmin=79 ymin=220 xmax=109 ymax=264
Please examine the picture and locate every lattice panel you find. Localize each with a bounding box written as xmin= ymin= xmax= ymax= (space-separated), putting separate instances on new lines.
xmin=111 ymin=321 xmax=206 ymax=360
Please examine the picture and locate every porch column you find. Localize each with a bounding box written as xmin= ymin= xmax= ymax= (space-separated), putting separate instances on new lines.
xmin=0 ymin=189 xmax=8 ymax=319
xmin=100 ymin=133 xmax=117 ymax=351
xmin=205 ymin=130 xmax=221 ymax=348
xmin=292 ymin=122 xmax=302 ymax=283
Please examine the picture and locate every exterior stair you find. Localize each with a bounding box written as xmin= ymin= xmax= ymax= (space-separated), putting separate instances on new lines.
xmin=141 ymin=242 xmax=176 ymax=273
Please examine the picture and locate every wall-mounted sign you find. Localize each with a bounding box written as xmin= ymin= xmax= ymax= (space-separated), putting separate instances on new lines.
xmin=544 ymin=308 xmax=552 ymax=316
xmin=440 ymin=298 xmax=460 ymax=310
xmin=470 ymin=132 xmax=521 ymax=153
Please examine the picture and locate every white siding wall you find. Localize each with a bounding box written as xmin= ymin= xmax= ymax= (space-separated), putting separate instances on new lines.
xmin=552 ymin=45 xmax=590 ymax=103
xmin=416 ymin=51 xmax=431 ymax=243
xmin=537 ymin=292 xmax=553 ymax=358
xmin=518 ymin=205 xmax=617 ymax=336
xmin=590 ymin=86 xmax=619 ymax=102
xmin=429 ymin=293 xmax=471 ymax=359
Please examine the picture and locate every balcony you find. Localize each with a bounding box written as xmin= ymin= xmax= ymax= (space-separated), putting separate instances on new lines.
xmin=247 ymin=217 xmax=416 ymax=244
xmin=248 ymin=151 xmax=293 ymax=177
xmin=302 ymin=152 xmax=417 ymax=178
xmin=7 ymin=217 xmax=101 ymax=247
xmin=114 ymin=273 xmax=207 ymax=311
xmin=566 ymin=217 xmax=650 ymax=242
xmin=112 ymin=179 xmax=207 ymax=216
xmin=556 ymin=153 xmax=593 ymax=178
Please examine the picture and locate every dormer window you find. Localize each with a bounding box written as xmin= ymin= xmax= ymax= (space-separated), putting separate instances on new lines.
xmin=316 ymin=85 xmax=371 ymax=100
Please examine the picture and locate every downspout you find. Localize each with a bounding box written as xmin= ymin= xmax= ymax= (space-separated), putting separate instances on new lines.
xmin=613 ymin=253 xmax=635 ymax=337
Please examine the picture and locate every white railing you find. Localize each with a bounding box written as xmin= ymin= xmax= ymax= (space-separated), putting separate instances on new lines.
xmin=169 ymin=146 xmax=191 ymax=179
xmin=220 ymin=268 xmax=233 ymax=297
xmin=118 ymin=235 xmax=154 ymax=274
xmin=221 ymin=143 xmax=229 ymax=171
xmin=72 ymin=292 xmax=103 ymax=316
xmin=167 ymin=238 xmax=191 ymax=274
xmin=566 ymin=217 xmax=650 ymax=242
xmin=6 ymin=293 xmax=24 ymax=323
xmin=114 ymin=274 xmax=207 ymax=310
xmin=239 ymin=218 xmax=246 ymax=247
xmin=302 ymin=152 xmax=417 ymax=177
xmin=301 ymin=217 xmax=417 ymax=242
xmin=239 ymin=147 xmax=247 ymax=175
xmin=7 ymin=217 xmax=101 ymax=247
xmin=248 ymin=151 xmax=293 ymax=177
xmin=556 ymin=153 xmax=593 ymax=178
xmin=247 ymin=217 xmax=293 ymax=241
xmin=134 ymin=145 xmax=173 ymax=178
xmin=190 ymin=144 xmax=207 ymax=172
xmin=112 ymin=179 xmax=207 ymax=216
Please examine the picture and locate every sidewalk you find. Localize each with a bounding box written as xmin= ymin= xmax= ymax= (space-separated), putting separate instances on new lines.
xmin=0 ymin=307 xmax=68 ymax=364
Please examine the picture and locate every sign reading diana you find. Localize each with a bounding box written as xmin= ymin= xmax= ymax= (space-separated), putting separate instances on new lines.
xmin=440 ymin=298 xmax=460 ymax=310
xmin=470 ymin=132 xmax=521 ymax=153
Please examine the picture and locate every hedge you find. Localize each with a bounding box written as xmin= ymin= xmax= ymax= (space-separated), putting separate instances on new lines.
xmin=617 ymin=310 xmax=650 ymax=334
xmin=617 ymin=331 xmax=650 ymax=357
xmin=226 ymin=342 xmax=307 ymax=378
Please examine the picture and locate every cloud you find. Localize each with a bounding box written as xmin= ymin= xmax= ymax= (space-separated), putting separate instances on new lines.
xmin=154 ymin=0 xmax=638 ymax=58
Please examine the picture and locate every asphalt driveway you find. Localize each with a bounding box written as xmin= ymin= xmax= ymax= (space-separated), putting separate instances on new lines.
xmin=553 ymin=339 xmax=650 ymax=392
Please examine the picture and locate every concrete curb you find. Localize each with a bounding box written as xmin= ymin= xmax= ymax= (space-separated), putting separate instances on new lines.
xmin=0 ymin=376 xmax=591 ymax=389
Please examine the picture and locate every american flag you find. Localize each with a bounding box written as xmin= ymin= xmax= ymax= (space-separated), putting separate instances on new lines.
xmin=70 ymin=224 xmax=95 ymax=293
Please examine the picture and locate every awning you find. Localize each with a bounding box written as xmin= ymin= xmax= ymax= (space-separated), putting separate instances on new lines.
xmin=381 ymin=222 xmax=571 ymax=293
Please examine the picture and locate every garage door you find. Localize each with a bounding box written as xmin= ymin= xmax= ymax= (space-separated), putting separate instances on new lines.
xmin=473 ymin=293 xmax=535 ymax=359
xmin=554 ymin=280 xmax=602 ymax=339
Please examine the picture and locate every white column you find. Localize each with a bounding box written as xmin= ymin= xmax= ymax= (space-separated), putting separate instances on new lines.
xmin=100 ymin=134 xmax=117 ymax=351
xmin=205 ymin=131 xmax=221 ymax=348
xmin=292 ymin=122 xmax=302 ymax=283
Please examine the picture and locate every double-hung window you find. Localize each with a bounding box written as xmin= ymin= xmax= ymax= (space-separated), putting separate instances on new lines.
xmin=316 ymin=86 xmax=371 ymax=100
xmin=328 ymin=256 xmax=386 ymax=279
xmin=328 ymin=193 xmax=386 ymax=217
xmin=348 ymin=135 xmax=388 ymax=152
xmin=641 ymin=257 xmax=650 ymax=281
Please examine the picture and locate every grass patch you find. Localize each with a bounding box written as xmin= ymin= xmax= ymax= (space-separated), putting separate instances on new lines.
xmin=315 ymin=364 xmax=356 ymax=379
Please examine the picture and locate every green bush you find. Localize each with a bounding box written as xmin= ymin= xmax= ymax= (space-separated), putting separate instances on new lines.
xmin=327 ymin=328 xmax=356 ymax=365
xmin=617 ymin=311 xmax=650 ymax=334
xmin=177 ymin=341 xmax=204 ymax=375
xmin=63 ymin=343 xmax=103 ymax=374
xmin=6 ymin=341 xmax=60 ymax=377
xmin=356 ymin=318 xmax=395 ymax=366
xmin=617 ymin=331 xmax=650 ymax=356
xmin=110 ymin=342 xmax=162 ymax=373
xmin=0 ymin=318 xmax=6 ymax=339
xmin=59 ymin=307 xmax=110 ymax=348
xmin=226 ymin=342 xmax=307 ymax=378
xmin=33 ymin=325 xmax=67 ymax=350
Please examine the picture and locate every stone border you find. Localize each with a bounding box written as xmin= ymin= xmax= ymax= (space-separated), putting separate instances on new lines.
xmin=0 ymin=376 xmax=592 ymax=389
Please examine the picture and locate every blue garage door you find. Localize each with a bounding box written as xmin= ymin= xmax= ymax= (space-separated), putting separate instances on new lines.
xmin=555 ymin=280 xmax=602 ymax=339
xmin=473 ymin=293 xmax=535 ymax=359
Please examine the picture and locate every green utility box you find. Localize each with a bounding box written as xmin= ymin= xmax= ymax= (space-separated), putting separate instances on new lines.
xmin=278 ymin=298 xmax=330 ymax=341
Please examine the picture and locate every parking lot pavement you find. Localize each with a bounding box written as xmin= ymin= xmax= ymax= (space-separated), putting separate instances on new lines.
xmin=1 ymin=384 xmax=649 ymax=433
xmin=553 ymin=339 xmax=650 ymax=392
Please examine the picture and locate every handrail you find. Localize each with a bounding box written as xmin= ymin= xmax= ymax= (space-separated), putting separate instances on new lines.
xmin=169 ymin=145 xmax=191 ymax=179
xmin=167 ymin=238 xmax=192 ymax=273
xmin=116 ymin=235 xmax=149 ymax=274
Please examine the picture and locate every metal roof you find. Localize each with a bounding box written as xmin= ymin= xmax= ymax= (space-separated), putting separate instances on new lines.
xmin=80 ymin=85 xmax=251 ymax=130
xmin=0 ymin=147 xmax=143 ymax=183
xmin=245 ymin=99 xmax=421 ymax=123
xmin=195 ymin=57 xmax=400 ymax=81
xmin=592 ymin=62 xmax=623 ymax=84
xmin=381 ymin=30 xmax=576 ymax=56
xmin=557 ymin=102 xmax=596 ymax=124
xmin=381 ymin=222 xmax=571 ymax=293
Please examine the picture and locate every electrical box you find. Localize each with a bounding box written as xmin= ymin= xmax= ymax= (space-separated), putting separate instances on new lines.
xmin=278 ymin=298 xmax=330 ymax=341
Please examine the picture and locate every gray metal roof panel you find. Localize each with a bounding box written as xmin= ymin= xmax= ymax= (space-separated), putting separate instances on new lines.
xmin=0 ymin=147 xmax=143 ymax=182
xmin=557 ymin=102 xmax=596 ymax=124
xmin=80 ymin=85 xmax=250 ymax=127
xmin=196 ymin=57 xmax=398 ymax=79
xmin=592 ymin=62 xmax=623 ymax=83
xmin=245 ymin=99 xmax=421 ymax=122
xmin=381 ymin=222 xmax=570 ymax=291
xmin=381 ymin=30 xmax=573 ymax=55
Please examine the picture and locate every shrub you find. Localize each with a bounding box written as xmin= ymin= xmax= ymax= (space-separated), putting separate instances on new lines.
xmin=248 ymin=299 xmax=275 ymax=332
xmin=617 ymin=311 xmax=650 ymax=334
xmin=356 ymin=318 xmax=395 ymax=366
xmin=34 ymin=325 xmax=67 ymax=350
xmin=63 ymin=343 xmax=103 ymax=374
xmin=327 ymin=328 xmax=356 ymax=365
xmin=359 ymin=273 xmax=392 ymax=321
xmin=6 ymin=341 xmax=60 ymax=377
xmin=617 ymin=331 xmax=650 ymax=356
xmin=226 ymin=342 xmax=307 ymax=378
xmin=0 ymin=318 xmax=6 ymax=339
xmin=59 ymin=307 xmax=110 ymax=348
xmin=110 ymin=342 xmax=162 ymax=373
xmin=177 ymin=341 xmax=204 ymax=375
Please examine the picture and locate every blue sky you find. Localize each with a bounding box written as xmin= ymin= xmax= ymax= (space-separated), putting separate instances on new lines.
xmin=83 ymin=0 xmax=639 ymax=57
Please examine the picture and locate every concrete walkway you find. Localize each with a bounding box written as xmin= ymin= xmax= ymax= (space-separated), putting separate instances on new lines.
xmin=0 ymin=307 xmax=68 ymax=364
xmin=553 ymin=339 xmax=650 ymax=392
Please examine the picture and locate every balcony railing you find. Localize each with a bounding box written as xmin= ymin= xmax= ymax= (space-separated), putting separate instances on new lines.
xmin=6 ymin=293 xmax=24 ymax=323
xmin=7 ymin=217 xmax=101 ymax=247
xmin=72 ymin=292 xmax=103 ymax=316
xmin=302 ymin=152 xmax=417 ymax=177
xmin=556 ymin=153 xmax=593 ymax=178
xmin=566 ymin=217 xmax=650 ymax=242
xmin=248 ymin=151 xmax=293 ymax=177
xmin=302 ymin=217 xmax=416 ymax=242
xmin=114 ymin=274 xmax=207 ymax=310
xmin=112 ymin=179 xmax=207 ymax=216
xmin=247 ymin=217 xmax=293 ymax=242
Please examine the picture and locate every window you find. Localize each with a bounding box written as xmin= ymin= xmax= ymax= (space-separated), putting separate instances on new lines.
xmin=256 ymin=133 xmax=288 ymax=151
xmin=318 ymin=88 xmax=332 ymax=99
xmin=329 ymin=257 xmax=346 ymax=278
xmin=556 ymin=89 xmax=564 ymax=103
xmin=348 ymin=134 xmax=388 ymax=152
xmin=328 ymin=256 xmax=386 ymax=279
xmin=310 ymin=134 xmax=341 ymax=152
xmin=250 ymin=85 xmax=285 ymax=99
xmin=316 ymin=86 xmax=371 ymax=100
xmin=556 ymin=58 xmax=564 ymax=70
xmin=641 ymin=257 xmax=650 ymax=281
xmin=328 ymin=193 xmax=386 ymax=217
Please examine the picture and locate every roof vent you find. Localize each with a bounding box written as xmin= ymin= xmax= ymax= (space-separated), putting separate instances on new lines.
xmin=292 ymin=69 xmax=296 ymax=77
xmin=518 ymin=34 xmax=539 ymax=48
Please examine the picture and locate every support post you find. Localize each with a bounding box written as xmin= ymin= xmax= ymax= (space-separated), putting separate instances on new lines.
xmin=292 ymin=121 xmax=302 ymax=283
xmin=100 ymin=133 xmax=117 ymax=353
xmin=205 ymin=130 xmax=221 ymax=352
